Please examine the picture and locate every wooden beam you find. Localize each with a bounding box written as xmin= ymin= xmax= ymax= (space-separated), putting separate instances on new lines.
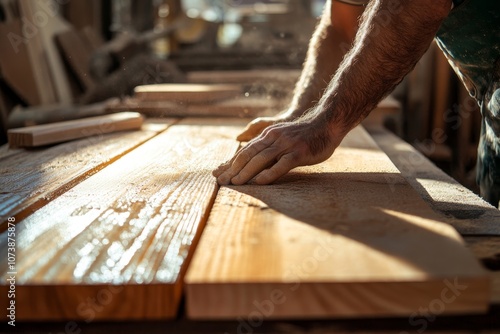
xmin=7 ymin=100 xmax=116 ymax=129
xmin=0 ymin=118 xmax=174 ymax=229
xmin=134 ymin=84 xmax=242 ymax=104
xmin=21 ymin=0 xmax=74 ymax=103
xmin=8 ymin=112 xmax=144 ymax=148
xmin=0 ymin=118 xmax=245 ymax=320
xmin=107 ymin=97 xmax=274 ymax=118
xmin=366 ymin=126 xmax=500 ymax=235
xmin=18 ymin=0 xmax=58 ymax=104
xmin=185 ymin=126 xmax=490 ymax=319
xmin=187 ymin=69 xmax=301 ymax=84
xmin=0 ymin=20 xmax=41 ymax=105
xmin=56 ymin=28 xmax=96 ymax=91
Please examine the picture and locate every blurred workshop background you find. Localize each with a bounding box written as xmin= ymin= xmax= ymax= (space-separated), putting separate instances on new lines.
xmin=0 ymin=0 xmax=481 ymax=193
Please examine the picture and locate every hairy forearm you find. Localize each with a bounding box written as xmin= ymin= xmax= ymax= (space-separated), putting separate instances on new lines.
xmin=316 ymin=0 xmax=451 ymax=136
xmin=287 ymin=1 xmax=362 ymax=117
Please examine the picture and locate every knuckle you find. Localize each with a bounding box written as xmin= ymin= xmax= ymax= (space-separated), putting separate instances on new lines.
xmin=237 ymin=150 xmax=252 ymax=163
xmin=256 ymin=171 xmax=273 ymax=185
xmin=281 ymin=152 xmax=297 ymax=162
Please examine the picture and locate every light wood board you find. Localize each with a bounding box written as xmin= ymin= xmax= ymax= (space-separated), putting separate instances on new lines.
xmin=0 ymin=118 xmax=244 ymax=320
xmin=108 ymin=97 xmax=274 ymax=118
xmin=8 ymin=112 xmax=144 ymax=148
xmin=134 ymin=84 xmax=242 ymax=104
xmin=18 ymin=0 xmax=58 ymax=105
xmin=22 ymin=0 xmax=73 ymax=103
xmin=187 ymin=69 xmax=301 ymax=84
xmin=185 ymin=126 xmax=490 ymax=319
xmin=0 ymin=119 xmax=174 ymax=230
xmin=367 ymin=126 xmax=500 ymax=235
xmin=0 ymin=20 xmax=40 ymax=105
xmin=56 ymin=28 xmax=96 ymax=90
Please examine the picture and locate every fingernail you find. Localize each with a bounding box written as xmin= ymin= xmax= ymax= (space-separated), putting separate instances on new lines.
xmin=231 ymin=175 xmax=241 ymax=185
xmin=218 ymin=174 xmax=230 ymax=185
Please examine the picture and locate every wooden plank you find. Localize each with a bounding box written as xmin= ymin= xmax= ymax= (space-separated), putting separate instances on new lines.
xmin=7 ymin=100 xmax=115 ymax=129
xmin=108 ymin=97 xmax=401 ymax=122
xmin=362 ymin=96 xmax=402 ymax=134
xmin=21 ymin=0 xmax=73 ymax=103
xmin=366 ymin=126 xmax=500 ymax=303
xmin=18 ymin=0 xmax=58 ymax=104
xmin=80 ymin=26 xmax=104 ymax=50
xmin=492 ymin=272 xmax=500 ymax=304
xmin=56 ymin=28 xmax=96 ymax=90
xmin=0 ymin=118 xmax=245 ymax=320
xmin=185 ymin=126 xmax=490 ymax=319
xmin=431 ymin=47 xmax=452 ymax=134
xmin=63 ymin=0 xmax=102 ymax=34
xmin=367 ymin=126 xmax=500 ymax=235
xmin=134 ymin=84 xmax=242 ymax=104
xmin=0 ymin=118 xmax=174 ymax=229
xmin=8 ymin=112 xmax=144 ymax=148
xmin=463 ymin=236 xmax=500 ymax=304
xmin=107 ymin=97 xmax=274 ymax=118
xmin=187 ymin=69 xmax=301 ymax=84
xmin=0 ymin=20 xmax=41 ymax=105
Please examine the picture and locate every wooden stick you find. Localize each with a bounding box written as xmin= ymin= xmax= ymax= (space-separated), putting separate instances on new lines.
xmin=8 ymin=112 xmax=144 ymax=148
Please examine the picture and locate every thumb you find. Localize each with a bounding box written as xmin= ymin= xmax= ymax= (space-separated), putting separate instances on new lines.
xmin=237 ymin=118 xmax=274 ymax=142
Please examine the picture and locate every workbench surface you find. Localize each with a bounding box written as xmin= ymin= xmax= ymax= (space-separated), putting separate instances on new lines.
xmin=0 ymin=117 xmax=499 ymax=333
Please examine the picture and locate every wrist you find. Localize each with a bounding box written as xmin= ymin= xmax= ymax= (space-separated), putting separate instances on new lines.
xmin=280 ymin=107 xmax=305 ymax=121
xmin=311 ymin=104 xmax=347 ymax=136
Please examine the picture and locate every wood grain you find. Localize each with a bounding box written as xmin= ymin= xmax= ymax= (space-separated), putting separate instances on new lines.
xmin=0 ymin=20 xmax=40 ymax=105
xmin=108 ymin=97 xmax=273 ymax=118
xmin=0 ymin=118 xmax=245 ymax=320
xmin=367 ymin=126 xmax=500 ymax=235
xmin=23 ymin=0 xmax=73 ymax=103
xmin=187 ymin=69 xmax=301 ymax=84
xmin=18 ymin=0 xmax=58 ymax=104
xmin=134 ymin=84 xmax=242 ymax=104
xmin=0 ymin=119 xmax=174 ymax=229
xmin=56 ymin=28 xmax=96 ymax=90
xmin=185 ymin=126 xmax=490 ymax=319
xmin=8 ymin=112 xmax=144 ymax=148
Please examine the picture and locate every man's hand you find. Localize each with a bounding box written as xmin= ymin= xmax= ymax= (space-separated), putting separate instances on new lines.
xmin=236 ymin=108 xmax=306 ymax=142
xmin=236 ymin=116 xmax=282 ymax=142
xmin=214 ymin=117 xmax=342 ymax=185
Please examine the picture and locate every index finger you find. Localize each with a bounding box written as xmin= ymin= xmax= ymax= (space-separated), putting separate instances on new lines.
xmin=217 ymin=135 xmax=276 ymax=185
